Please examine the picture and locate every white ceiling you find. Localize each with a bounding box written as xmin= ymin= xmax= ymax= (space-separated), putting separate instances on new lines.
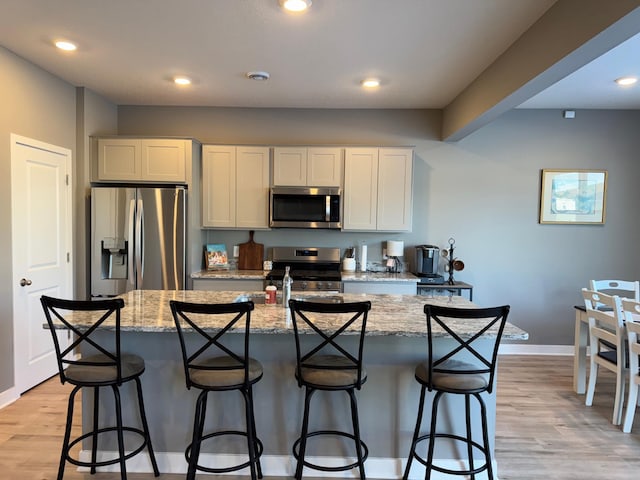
xmin=0 ymin=0 xmax=638 ymax=110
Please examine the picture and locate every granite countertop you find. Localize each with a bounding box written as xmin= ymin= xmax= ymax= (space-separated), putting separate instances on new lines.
xmin=55 ymin=289 xmax=528 ymax=340
xmin=191 ymin=269 xmax=418 ymax=283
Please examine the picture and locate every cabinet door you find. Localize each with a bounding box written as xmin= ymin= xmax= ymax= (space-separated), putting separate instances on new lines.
xmin=272 ymin=147 xmax=307 ymax=186
xmin=307 ymin=147 xmax=343 ymax=186
xmin=97 ymin=138 xmax=141 ymax=181
xmin=202 ymin=145 xmax=236 ymax=228
xmin=343 ymin=148 xmax=378 ymax=231
xmin=236 ymin=146 xmax=270 ymax=229
xmin=377 ymin=148 xmax=413 ymax=231
xmin=141 ymin=139 xmax=186 ymax=182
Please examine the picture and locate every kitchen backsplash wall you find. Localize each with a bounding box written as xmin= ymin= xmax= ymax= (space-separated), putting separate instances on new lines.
xmin=117 ymin=105 xmax=640 ymax=346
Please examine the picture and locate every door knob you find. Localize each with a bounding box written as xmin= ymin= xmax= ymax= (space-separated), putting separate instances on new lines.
xmin=19 ymin=278 xmax=32 ymax=287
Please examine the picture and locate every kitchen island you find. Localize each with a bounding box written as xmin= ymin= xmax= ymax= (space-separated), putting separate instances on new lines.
xmin=60 ymin=290 xmax=527 ymax=479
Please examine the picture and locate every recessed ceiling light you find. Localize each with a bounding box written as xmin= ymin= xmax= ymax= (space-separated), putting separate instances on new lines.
xmin=174 ymin=76 xmax=192 ymax=86
xmin=615 ymin=76 xmax=638 ymax=86
xmin=246 ymin=71 xmax=270 ymax=81
xmin=279 ymin=0 xmax=312 ymax=12
xmin=361 ymin=78 xmax=381 ymax=88
xmin=55 ymin=40 xmax=77 ymax=51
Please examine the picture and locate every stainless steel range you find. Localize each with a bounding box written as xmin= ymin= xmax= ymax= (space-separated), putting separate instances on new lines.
xmin=264 ymin=247 xmax=342 ymax=292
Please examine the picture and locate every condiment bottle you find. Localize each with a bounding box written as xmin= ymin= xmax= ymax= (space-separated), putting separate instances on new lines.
xmin=265 ymin=282 xmax=277 ymax=305
xmin=282 ymin=265 xmax=292 ymax=307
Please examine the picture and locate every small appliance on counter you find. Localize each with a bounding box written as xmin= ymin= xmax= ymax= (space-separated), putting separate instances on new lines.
xmin=413 ymin=245 xmax=444 ymax=284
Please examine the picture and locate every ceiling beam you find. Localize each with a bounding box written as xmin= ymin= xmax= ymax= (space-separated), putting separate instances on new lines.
xmin=442 ymin=0 xmax=640 ymax=142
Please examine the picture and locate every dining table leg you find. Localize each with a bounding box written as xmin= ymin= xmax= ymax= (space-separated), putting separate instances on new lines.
xmin=573 ymin=307 xmax=588 ymax=394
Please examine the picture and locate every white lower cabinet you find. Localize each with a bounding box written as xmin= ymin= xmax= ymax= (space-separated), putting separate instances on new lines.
xmin=201 ymin=145 xmax=270 ymax=229
xmin=343 ymin=147 xmax=413 ymax=231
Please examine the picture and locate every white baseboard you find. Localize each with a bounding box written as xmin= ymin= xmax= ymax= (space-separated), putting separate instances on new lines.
xmin=499 ymin=344 xmax=573 ymax=356
xmin=79 ymin=450 xmax=497 ymax=479
xmin=0 ymin=386 xmax=19 ymax=410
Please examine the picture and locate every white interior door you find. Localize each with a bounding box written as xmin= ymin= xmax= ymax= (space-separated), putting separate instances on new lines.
xmin=11 ymin=134 xmax=73 ymax=394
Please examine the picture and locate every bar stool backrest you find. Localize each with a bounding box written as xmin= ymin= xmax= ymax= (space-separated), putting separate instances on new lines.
xmin=424 ymin=304 xmax=510 ymax=394
xmin=288 ymin=299 xmax=371 ymax=389
xmin=40 ymin=295 xmax=124 ymax=385
xmin=170 ymin=300 xmax=255 ymax=390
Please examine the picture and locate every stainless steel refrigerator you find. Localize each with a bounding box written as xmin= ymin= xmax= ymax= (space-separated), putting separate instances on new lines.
xmin=90 ymin=186 xmax=186 ymax=298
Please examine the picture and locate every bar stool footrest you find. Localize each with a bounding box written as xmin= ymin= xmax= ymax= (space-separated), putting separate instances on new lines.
xmin=185 ymin=430 xmax=264 ymax=474
xmin=64 ymin=426 xmax=150 ymax=468
xmin=410 ymin=432 xmax=489 ymax=476
xmin=292 ymin=429 xmax=369 ymax=472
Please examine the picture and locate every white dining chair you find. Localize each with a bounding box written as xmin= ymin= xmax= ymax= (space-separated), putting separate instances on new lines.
xmin=590 ymin=280 xmax=639 ymax=301
xmin=582 ymin=288 xmax=627 ymax=425
xmin=621 ymin=298 xmax=640 ymax=433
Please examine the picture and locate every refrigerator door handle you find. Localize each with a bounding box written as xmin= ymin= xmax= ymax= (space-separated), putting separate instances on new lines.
xmin=127 ymin=198 xmax=136 ymax=289
xmin=136 ymin=198 xmax=144 ymax=287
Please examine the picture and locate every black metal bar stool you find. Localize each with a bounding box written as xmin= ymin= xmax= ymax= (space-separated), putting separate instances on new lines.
xmin=288 ymin=299 xmax=371 ymax=480
xmin=403 ymin=304 xmax=510 ymax=480
xmin=170 ymin=300 xmax=263 ymax=480
xmin=40 ymin=295 xmax=159 ymax=480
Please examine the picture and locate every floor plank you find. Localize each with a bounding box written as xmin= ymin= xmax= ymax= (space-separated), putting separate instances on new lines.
xmin=1 ymin=356 xmax=639 ymax=479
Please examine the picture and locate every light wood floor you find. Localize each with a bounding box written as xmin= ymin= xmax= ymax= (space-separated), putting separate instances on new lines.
xmin=1 ymin=356 xmax=639 ymax=479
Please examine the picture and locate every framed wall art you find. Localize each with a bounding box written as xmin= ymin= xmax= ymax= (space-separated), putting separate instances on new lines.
xmin=539 ymin=169 xmax=607 ymax=224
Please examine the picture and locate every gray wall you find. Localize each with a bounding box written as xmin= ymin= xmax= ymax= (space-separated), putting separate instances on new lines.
xmin=0 ymin=47 xmax=117 ymax=395
xmin=75 ymin=87 xmax=118 ymax=299
xmin=119 ymin=106 xmax=640 ymax=345
xmin=0 ymin=46 xmax=77 ymax=392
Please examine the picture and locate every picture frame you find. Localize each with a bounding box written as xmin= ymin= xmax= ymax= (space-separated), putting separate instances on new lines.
xmin=205 ymin=243 xmax=229 ymax=270
xmin=539 ymin=169 xmax=607 ymax=224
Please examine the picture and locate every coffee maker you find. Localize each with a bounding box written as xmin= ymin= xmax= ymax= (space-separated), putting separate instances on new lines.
xmin=413 ymin=245 xmax=444 ymax=284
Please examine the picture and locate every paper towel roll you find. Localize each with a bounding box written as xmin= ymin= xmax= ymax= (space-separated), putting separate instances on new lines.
xmin=387 ymin=240 xmax=404 ymax=257
xmin=359 ymin=245 xmax=367 ymax=272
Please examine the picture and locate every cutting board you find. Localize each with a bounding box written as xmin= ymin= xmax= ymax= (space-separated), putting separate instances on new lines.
xmin=238 ymin=231 xmax=264 ymax=270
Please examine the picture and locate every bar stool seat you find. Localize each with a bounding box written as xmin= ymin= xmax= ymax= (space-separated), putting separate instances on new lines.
xmin=40 ymin=295 xmax=159 ymax=480
xmin=288 ymin=299 xmax=371 ymax=480
xmin=403 ymin=304 xmax=510 ymax=480
xmin=170 ymin=299 xmax=263 ymax=480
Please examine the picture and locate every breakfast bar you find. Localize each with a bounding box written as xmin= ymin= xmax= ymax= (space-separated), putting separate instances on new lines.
xmin=59 ymin=290 xmax=527 ymax=479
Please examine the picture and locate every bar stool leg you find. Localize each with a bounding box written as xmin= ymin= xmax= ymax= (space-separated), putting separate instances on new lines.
xmin=133 ymin=377 xmax=160 ymax=476
xmin=112 ymin=385 xmax=127 ymax=480
xmin=90 ymin=386 xmax=100 ymax=474
xmin=58 ymin=386 xmax=81 ymax=480
xmin=295 ymin=387 xmax=316 ymax=480
xmin=403 ymin=384 xmax=427 ymax=480
xmin=187 ymin=390 xmax=208 ymax=480
xmin=425 ymin=391 xmax=444 ymax=480
xmin=246 ymin=386 xmax=263 ymax=478
xmin=465 ymin=394 xmax=475 ymax=480
xmin=477 ymin=393 xmax=494 ymax=480
xmin=242 ymin=388 xmax=260 ymax=480
xmin=347 ymin=388 xmax=366 ymax=480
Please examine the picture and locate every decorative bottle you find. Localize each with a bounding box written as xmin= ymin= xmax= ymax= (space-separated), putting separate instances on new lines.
xmin=282 ymin=265 xmax=292 ymax=307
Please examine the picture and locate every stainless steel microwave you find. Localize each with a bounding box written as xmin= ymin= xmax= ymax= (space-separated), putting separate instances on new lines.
xmin=270 ymin=186 xmax=342 ymax=229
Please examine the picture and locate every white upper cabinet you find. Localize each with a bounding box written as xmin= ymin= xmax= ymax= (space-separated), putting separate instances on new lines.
xmin=273 ymin=147 xmax=343 ymax=186
xmin=202 ymin=145 xmax=270 ymax=229
xmin=97 ymin=138 xmax=187 ymax=182
xmin=343 ymin=147 xmax=413 ymax=232
xmin=377 ymin=148 xmax=413 ymax=231
xmin=343 ymin=148 xmax=379 ymax=230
